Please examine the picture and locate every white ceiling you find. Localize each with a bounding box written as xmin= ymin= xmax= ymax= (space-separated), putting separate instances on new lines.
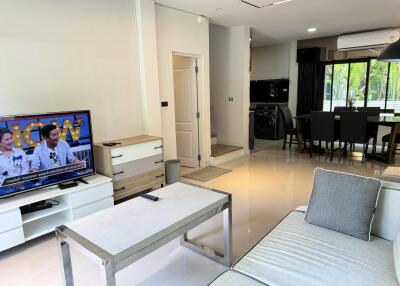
xmin=154 ymin=0 xmax=400 ymax=47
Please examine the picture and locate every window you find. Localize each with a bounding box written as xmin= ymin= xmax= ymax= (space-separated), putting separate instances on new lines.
xmin=387 ymin=62 xmax=400 ymax=111
xmin=323 ymin=58 xmax=399 ymax=112
xmin=323 ymin=65 xmax=333 ymax=111
xmin=367 ymin=59 xmax=388 ymax=109
xmin=332 ymin=63 xmax=349 ymax=111
xmin=349 ymin=62 xmax=367 ymax=108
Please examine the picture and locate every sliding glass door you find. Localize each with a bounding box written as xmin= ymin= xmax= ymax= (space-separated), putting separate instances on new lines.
xmin=387 ymin=63 xmax=400 ymax=111
xmin=367 ymin=59 xmax=388 ymax=109
xmin=349 ymin=62 xmax=367 ymax=108
xmin=332 ymin=63 xmax=349 ymax=110
xmin=323 ymin=58 xmax=399 ymax=112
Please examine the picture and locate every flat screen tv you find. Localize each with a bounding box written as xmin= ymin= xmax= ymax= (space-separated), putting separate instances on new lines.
xmin=0 ymin=110 xmax=95 ymax=198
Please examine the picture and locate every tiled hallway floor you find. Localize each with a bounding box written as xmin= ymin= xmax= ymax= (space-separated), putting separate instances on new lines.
xmin=0 ymin=141 xmax=390 ymax=286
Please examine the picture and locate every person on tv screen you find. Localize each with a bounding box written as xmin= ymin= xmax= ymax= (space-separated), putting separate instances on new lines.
xmin=0 ymin=128 xmax=30 ymax=192
xmin=31 ymin=125 xmax=80 ymax=172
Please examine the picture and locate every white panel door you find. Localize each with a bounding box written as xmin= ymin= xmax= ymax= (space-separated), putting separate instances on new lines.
xmin=173 ymin=56 xmax=199 ymax=168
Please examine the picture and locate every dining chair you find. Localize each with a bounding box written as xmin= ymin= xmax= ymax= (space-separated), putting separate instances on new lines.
xmin=310 ymin=111 xmax=339 ymax=161
xmin=381 ymin=133 xmax=400 ymax=154
xmin=339 ymin=111 xmax=369 ymax=161
xmin=357 ymin=107 xmax=380 ymax=154
xmin=280 ymin=106 xmax=297 ymax=150
xmin=333 ymin=106 xmax=355 ymax=115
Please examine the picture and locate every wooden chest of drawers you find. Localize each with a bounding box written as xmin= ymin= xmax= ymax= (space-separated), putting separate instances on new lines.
xmin=94 ymin=135 xmax=164 ymax=203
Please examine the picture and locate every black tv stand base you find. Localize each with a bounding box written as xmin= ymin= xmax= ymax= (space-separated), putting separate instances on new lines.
xmin=75 ymin=178 xmax=89 ymax=184
xmin=58 ymin=178 xmax=89 ymax=189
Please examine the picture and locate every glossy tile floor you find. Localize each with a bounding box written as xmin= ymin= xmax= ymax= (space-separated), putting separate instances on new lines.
xmin=0 ymin=140 xmax=393 ymax=286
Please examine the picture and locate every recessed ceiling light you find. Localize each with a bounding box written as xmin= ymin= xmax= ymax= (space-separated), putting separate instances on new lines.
xmin=307 ymin=27 xmax=317 ymax=33
xmin=240 ymin=0 xmax=294 ymax=8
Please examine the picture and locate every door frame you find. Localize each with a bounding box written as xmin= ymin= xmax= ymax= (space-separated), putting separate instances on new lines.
xmin=172 ymin=52 xmax=204 ymax=167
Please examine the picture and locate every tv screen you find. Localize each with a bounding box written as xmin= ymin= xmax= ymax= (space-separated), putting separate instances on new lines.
xmin=0 ymin=110 xmax=95 ymax=198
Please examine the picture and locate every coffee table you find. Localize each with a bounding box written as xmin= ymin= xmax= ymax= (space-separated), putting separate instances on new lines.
xmin=56 ymin=182 xmax=232 ymax=286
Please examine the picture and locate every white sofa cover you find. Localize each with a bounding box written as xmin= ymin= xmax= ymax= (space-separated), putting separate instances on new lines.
xmin=234 ymin=211 xmax=397 ymax=286
xmin=209 ymin=181 xmax=400 ymax=286
xmin=209 ymin=270 xmax=265 ymax=286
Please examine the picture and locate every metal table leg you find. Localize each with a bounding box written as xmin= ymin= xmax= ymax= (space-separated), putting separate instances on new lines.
xmin=180 ymin=198 xmax=232 ymax=267
xmin=56 ymin=226 xmax=116 ymax=286
xmin=387 ymin=123 xmax=399 ymax=164
xmin=58 ymin=238 xmax=74 ymax=286
xmin=103 ymin=259 xmax=117 ymax=286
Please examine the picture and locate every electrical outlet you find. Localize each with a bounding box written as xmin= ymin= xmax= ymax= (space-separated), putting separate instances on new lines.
xmin=228 ymin=97 xmax=234 ymax=102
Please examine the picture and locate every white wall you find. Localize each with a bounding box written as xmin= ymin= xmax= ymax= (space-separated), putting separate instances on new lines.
xmin=251 ymin=41 xmax=298 ymax=115
xmin=0 ymin=0 xmax=144 ymax=143
xmin=135 ymin=0 xmax=162 ymax=136
xmin=155 ymin=5 xmax=211 ymax=163
xmin=210 ymin=24 xmax=251 ymax=149
xmin=251 ymin=43 xmax=291 ymax=80
xmin=288 ymin=41 xmax=298 ymax=116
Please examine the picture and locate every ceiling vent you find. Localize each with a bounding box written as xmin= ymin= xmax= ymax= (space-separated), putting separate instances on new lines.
xmin=337 ymin=29 xmax=400 ymax=51
xmin=240 ymin=0 xmax=293 ymax=8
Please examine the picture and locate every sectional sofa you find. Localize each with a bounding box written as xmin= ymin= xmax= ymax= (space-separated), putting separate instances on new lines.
xmin=210 ymin=174 xmax=400 ymax=286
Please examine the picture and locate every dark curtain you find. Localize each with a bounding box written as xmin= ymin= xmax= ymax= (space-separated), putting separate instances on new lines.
xmin=297 ymin=62 xmax=325 ymax=115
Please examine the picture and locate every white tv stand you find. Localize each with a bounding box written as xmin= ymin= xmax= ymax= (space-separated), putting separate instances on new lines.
xmin=0 ymin=174 xmax=113 ymax=252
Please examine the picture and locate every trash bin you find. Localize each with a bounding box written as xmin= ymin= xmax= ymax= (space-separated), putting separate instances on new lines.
xmin=165 ymin=160 xmax=181 ymax=184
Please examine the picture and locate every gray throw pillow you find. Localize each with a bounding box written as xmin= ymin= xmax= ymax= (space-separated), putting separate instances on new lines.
xmin=395 ymin=232 xmax=400 ymax=284
xmin=305 ymin=168 xmax=381 ymax=241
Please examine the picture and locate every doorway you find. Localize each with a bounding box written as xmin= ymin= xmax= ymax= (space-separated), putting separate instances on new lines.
xmin=172 ymin=55 xmax=200 ymax=168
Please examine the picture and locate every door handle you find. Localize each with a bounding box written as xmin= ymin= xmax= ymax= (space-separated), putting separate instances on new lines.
xmin=155 ymin=160 xmax=164 ymax=164
xmin=156 ymin=174 xmax=165 ymax=178
xmin=114 ymin=187 xmax=126 ymax=192
xmin=112 ymin=155 xmax=123 ymax=159
xmin=154 ymin=145 xmax=163 ymax=149
xmin=113 ymin=171 xmax=125 ymax=176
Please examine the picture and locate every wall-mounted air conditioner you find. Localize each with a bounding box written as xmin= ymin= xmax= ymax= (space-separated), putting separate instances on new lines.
xmin=337 ymin=29 xmax=400 ymax=51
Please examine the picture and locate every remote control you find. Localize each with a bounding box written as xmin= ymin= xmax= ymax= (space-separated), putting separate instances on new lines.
xmin=141 ymin=194 xmax=159 ymax=201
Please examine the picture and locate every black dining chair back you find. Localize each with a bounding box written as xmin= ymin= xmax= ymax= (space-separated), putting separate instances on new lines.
xmin=280 ymin=106 xmax=294 ymax=130
xmin=333 ymin=106 xmax=355 ymax=115
xmin=310 ymin=111 xmax=338 ymax=160
xmin=340 ymin=112 xmax=369 ymax=160
xmin=279 ymin=106 xmax=297 ymax=149
xmin=310 ymin=111 xmax=335 ymax=141
xmin=356 ymin=107 xmax=380 ymax=154
xmin=340 ymin=112 xmax=368 ymax=143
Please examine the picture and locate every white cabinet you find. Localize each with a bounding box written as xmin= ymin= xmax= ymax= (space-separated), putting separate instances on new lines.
xmin=0 ymin=228 xmax=25 ymax=252
xmin=0 ymin=209 xmax=22 ymax=233
xmin=0 ymin=174 xmax=113 ymax=252
xmin=94 ymin=135 xmax=165 ymax=203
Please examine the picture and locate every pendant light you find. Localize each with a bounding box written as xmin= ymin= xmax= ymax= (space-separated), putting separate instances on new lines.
xmin=377 ymin=39 xmax=400 ymax=62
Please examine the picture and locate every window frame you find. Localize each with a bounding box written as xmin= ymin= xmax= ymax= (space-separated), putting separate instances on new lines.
xmin=322 ymin=57 xmax=394 ymax=112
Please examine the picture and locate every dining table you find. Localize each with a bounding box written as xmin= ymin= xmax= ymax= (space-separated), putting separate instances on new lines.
xmin=294 ymin=113 xmax=400 ymax=164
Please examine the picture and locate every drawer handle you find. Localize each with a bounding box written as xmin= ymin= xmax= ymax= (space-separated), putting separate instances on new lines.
xmin=154 ymin=145 xmax=163 ymax=150
xmin=113 ymin=171 xmax=125 ymax=176
xmin=114 ymin=187 xmax=126 ymax=192
xmin=155 ymin=160 xmax=164 ymax=164
xmin=112 ymin=155 xmax=123 ymax=159
xmin=156 ymin=174 xmax=165 ymax=178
